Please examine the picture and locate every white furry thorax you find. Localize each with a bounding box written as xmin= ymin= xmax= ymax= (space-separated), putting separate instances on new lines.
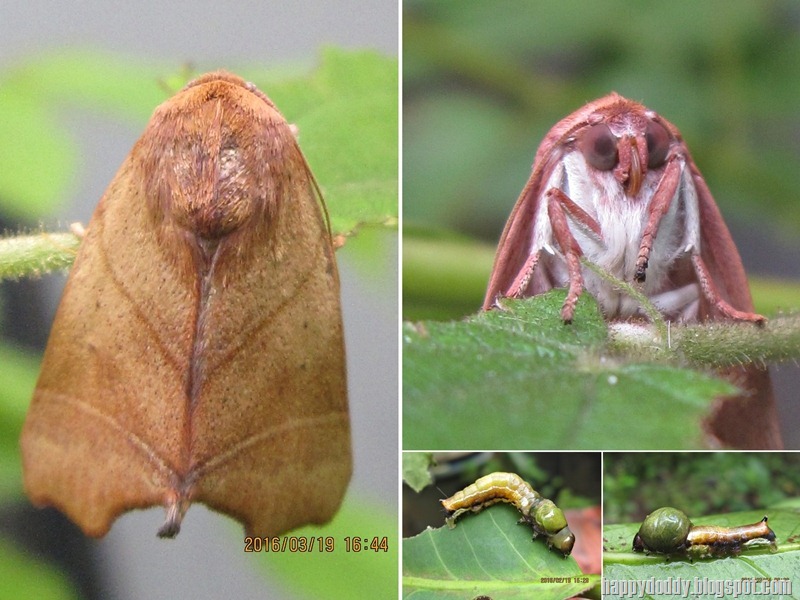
xmin=532 ymin=151 xmax=701 ymax=319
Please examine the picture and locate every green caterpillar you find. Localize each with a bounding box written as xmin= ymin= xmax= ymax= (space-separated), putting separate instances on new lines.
xmin=632 ymin=507 xmax=777 ymax=559
xmin=440 ymin=471 xmax=575 ymax=556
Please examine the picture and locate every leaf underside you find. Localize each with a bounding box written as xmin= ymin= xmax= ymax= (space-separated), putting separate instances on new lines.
xmin=403 ymin=292 xmax=734 ymax=450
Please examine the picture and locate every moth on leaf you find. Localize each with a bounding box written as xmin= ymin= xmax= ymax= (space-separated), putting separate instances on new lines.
xmin=21 ymin=72 xmax=351 ymax=538
xmin=484 ymin=92 xmax=763 ymax=325
xmin=483 ymin=93 xmax=781 ymax=449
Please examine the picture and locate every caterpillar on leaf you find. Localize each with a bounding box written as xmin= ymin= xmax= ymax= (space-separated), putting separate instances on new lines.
xmin=632 ymin=507 xmax=777 ymax=559
xmin=440 ymin=471 xmax=575 ymax=556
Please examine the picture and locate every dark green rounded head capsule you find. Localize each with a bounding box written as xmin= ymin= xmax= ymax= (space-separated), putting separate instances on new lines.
xmin=633 ymin=507 xmax=692 ymax=554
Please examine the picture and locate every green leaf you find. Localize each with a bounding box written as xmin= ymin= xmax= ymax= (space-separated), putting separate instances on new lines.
xmin=0 ymin=84 xmax=76 ymax=219
xmin=403 ymin=505 xmax=598 ymax=599
xmin=403 ymin=452 xmax=435 ymax=492
xmin=403 ymin=294 xmax=734 ymax=450
xmin=604 ymin=505 xmax=800 ymax=598
xmin=251 ymin=48 xmax=398 ymax=237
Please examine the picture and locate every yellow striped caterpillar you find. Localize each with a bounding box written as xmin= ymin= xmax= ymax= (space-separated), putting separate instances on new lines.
xmin=632 ymin=507 xmax=777 ymax=559
xmin=440 ymin=472 xmax=575 ymax=556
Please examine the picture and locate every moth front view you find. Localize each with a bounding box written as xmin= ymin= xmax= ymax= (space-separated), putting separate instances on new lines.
xmin=484 ymin=92 xmax=763 ymax=326
xmin=483 ymin=93 xmax=781 ymax=449
xmin=21 ymin=72 xmax=351 ymax=538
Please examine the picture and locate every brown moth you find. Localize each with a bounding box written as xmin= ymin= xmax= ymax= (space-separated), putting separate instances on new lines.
xmin=21 ymin=71 xmax=351 ymax=537
xmin=483 ymin=93 xmax=781 ymax=448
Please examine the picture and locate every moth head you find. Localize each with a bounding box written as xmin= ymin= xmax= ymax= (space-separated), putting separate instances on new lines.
xmin=577 ymin=118 xmax=671 ymax=197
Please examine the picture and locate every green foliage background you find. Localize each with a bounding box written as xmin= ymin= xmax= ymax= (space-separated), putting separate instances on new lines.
xmin=403 ymin=0 xmax=800 ymax=320
xmin=604 ymin=452 xmax=800 ymax=524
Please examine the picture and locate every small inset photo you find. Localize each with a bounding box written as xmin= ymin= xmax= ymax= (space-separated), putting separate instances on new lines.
xmin=603 ymin=452 xmax=799 ymax=599
xmin=402 ymin=451 xmax=601 ymax=599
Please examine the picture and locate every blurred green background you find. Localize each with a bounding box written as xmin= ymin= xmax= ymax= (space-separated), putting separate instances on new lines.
xmin=403 ymin=0 xmax=800 ymax=321
xmin=604 ymin=452 xmax=800 ymax=524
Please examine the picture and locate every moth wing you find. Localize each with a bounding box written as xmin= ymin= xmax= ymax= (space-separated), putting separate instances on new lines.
xmin=482 ymin=96 xmax=612 ymax=310
xmin=483 ymin=151 xmax=566 ymax=309
xmin=690 ymin=163 xmax=781 ymax=448
xmin=21 ymin=155 xmax=197 ymax=537
xmin=191 ymin=125 xmax=350 ymax=537
xmin=22 ymin=80 xmax=351 ymax=537
xmin=691 ymin=164 xmax=756 ymax=317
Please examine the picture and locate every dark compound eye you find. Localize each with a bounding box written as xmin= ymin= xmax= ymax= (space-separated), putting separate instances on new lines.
xmin=579 ymin=123 xmax=618 ymax=171
xmin=645 ymin=120 xmax=670 ymax=168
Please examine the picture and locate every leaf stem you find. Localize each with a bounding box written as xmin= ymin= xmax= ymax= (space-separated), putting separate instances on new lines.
xmin=579 ymin=256 xmax=668 ymax=341
xmin=0 ymin=230 xmax=81 ymax=280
